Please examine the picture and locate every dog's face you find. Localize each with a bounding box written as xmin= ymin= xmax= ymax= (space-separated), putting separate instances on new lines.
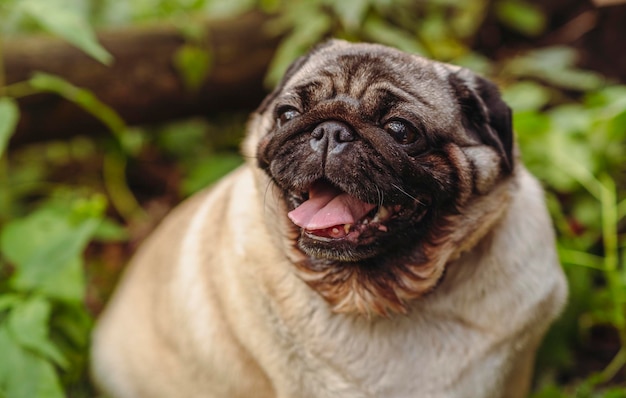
xmin=249 ymin=40 xmax=514 ymax=316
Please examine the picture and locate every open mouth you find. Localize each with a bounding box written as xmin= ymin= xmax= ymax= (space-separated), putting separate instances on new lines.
xmin=287 ymin=179 xmax=415 ymax=243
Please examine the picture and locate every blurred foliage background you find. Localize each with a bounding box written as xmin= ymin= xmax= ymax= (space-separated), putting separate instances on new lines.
xmin=1 ymin=0 xmax=626 ymax=396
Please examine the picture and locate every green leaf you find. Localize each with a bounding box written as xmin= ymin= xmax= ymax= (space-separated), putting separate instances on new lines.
xmin=71 ymin=192 xmax=108 ymax=220
xmin=0 ymin=325 xmax=64 ymax=398
xmin=495 ymin=0 xmax=546 ymax=37
xmin=542 ymin=69 xmax=605 ymax=92
xmin=173 ymin=44 xmax=212 ymax=92
xmin=327 ymin=0 xmax=370 ymax=32
xmin=502 ymin=81 xmax=551 ymax=112
xmin=203 ymin=0 xmax=256 ymax=17
xmin=515 ymin=46 xmax=578 ymax=70
xmin=264 ymin=6 xmax=331 ymax=86
xmin=549 ymin=105 xmax=593 ymax=136
xmin=448 ymin=0 xmax=488 ymax=39
xmin=14 ymin=223 xmax=96 ymax=301
xmin=7 ymin=297 xmax=68 ymax=368
xmin=362 ymin=16 xmax=426 ymax=55
xmin=418 ymin=13 xmax=467 ymax=60
xmin=0 ymin=97 xmax=19 ymax=158
xmin=602 ymin=388 xmax=626 ymax=398
xmin=0 ymin=204 xmax=100 ymax=301
xmin=588 ymin=85 xmax=626 ymax=108
xmin=48 ymin=302 xmax=92 ymax=349
xmin=0 ymin=295 xmax=20 ymax=314
xmin=451 ymin=53 xmax=494 ymax=76
xmin=504 ymin=47 xmax=605 ymax=91
xmin=1 ymin=208 xmax=64 ymax=266
xmin=92 ymin=218 xmax=129 ymax=242
xmin=19 ymin=0 xmax=112 ymax=65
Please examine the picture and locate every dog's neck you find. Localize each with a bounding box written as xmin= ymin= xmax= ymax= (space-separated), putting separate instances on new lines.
xmin=432 ymin=175 xmax=515 ymax=265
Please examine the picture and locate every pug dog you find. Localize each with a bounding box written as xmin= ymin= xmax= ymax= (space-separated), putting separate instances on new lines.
xmin=91 ymin=40 xmax=567 ymax=398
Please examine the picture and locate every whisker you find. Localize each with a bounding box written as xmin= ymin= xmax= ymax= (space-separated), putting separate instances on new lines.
xmin=376 ymin=185 xmax=384 ymax=208
xmin=262 ymin=179 xmax=277 ymax=218
xmin=391 ymin=183 xmax=422 ymax=204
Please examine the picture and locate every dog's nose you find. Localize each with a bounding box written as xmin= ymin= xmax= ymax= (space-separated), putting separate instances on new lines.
xmin=310 ymin=121 xmax=356 ymax=155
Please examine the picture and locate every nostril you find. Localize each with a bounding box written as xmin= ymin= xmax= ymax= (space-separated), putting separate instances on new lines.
xmin=335 ymin=128 xmax=355 ymax=143
xmin=311 ymin=127 xmax=324 ymax=140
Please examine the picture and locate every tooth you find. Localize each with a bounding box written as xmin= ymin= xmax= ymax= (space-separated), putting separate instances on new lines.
xmin=344 ymin=224 xmax=352 ymax=234
xmin=373 ymin=206 xmax=389 ymax=222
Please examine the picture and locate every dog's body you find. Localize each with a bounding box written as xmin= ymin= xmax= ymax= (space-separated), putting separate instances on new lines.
xmin=92 ymin=41 xmax=567 ymax=398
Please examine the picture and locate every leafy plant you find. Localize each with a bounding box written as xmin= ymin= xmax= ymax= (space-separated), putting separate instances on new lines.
xmin=512 ymin=84 xmax=626 ymax=393
xmin=152 ymin=116 xmax=245 ymax=196
xmin=0 ymin=1 xmax=127 ymax=396
xmin=257 ymin=0 xmax=557 ymax=86
xmin=0 ymin=196 xmax=106 ymax=398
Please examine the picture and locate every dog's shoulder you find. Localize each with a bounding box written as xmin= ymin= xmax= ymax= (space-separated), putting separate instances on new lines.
xmin=434 ymin=166 xmax=567 ymax=331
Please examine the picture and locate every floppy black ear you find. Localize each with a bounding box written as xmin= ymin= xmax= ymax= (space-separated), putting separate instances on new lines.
xmin=448 ymin=72 xmax=514 ymax=173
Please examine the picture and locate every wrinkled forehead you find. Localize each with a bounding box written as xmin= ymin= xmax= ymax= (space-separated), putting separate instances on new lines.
xmin=279 ymin=43 xmax=457 ymax=111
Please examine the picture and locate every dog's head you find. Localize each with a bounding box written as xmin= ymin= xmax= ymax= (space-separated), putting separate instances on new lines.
xmin=246 ymin=40 xmax=515 ymax=316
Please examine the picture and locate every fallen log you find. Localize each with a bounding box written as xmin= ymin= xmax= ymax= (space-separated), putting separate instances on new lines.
xmin=5 ymin=12 xmax=278 ymax=147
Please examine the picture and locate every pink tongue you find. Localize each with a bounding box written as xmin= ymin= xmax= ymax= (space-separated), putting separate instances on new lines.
xmin=288 ymin=181 xmax=376 ymax=230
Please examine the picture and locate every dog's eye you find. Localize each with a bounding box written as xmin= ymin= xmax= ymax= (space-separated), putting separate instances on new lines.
xmin=384 ymin=119 xmax=418 ymax=145
xmin=276 ymin=107 xmax=301 ymax=127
